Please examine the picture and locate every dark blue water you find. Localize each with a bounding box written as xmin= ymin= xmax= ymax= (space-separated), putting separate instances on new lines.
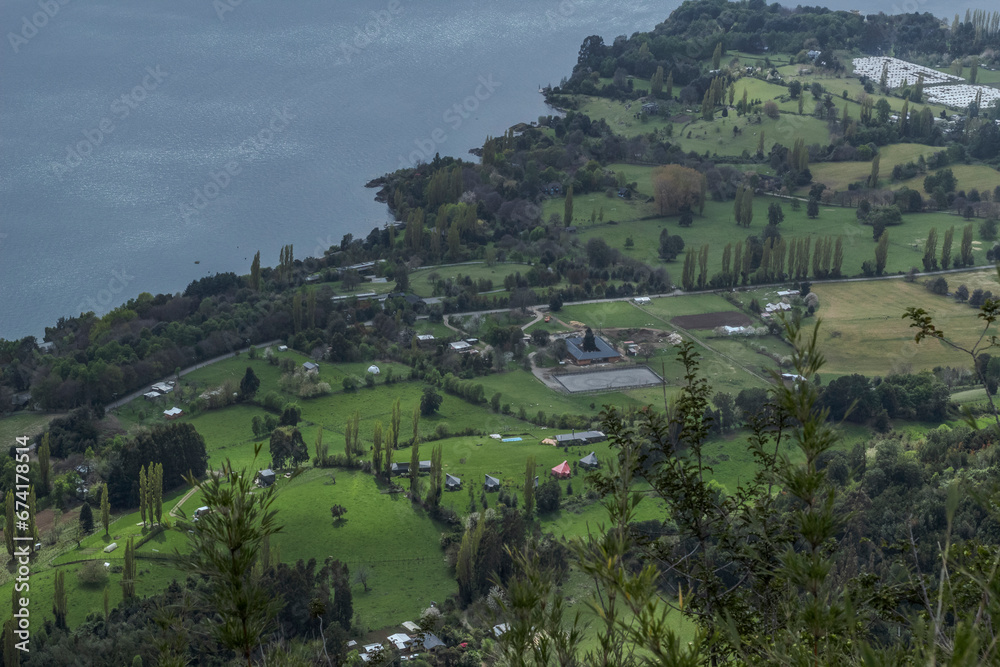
xmin=0 ymin=0 xmax=965 ymax=339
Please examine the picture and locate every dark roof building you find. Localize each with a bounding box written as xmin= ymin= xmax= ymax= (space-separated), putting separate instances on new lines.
xmin=579 ymin=452 xmax=600 ymax=469
xmin=445 ymin=474 xmax=462 ymax=490
xmin=257 ymin=469 xmax=276 ymax=487
xmin=390 ymin=462 xmax=409 ymax=476
xmin=564 ymin=335 xmax=621 ymax=365
xmin=484 ymin=474 xmax=500 ymax=491
xmin=555 ymin=431 xmax=607 ymax=445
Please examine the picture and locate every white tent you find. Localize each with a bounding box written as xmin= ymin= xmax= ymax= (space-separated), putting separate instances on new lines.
xmin=367 ymin=365 xmax=380 ymax=374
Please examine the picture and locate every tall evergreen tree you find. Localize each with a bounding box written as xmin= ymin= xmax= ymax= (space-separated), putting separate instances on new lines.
xmin=411 ymin=405 xmax=420 ymax=447
xmin=154 ymin=463 xmax=164 ymax=524
xmin=372 ymin=421 xmax=383 ymax=476
xmin=390 ymin=399 xmax=402 ymax=450
xmin=868 ymin=154 xmax=881 ymax=188
xmin=923 ymin=228 xmax=939 ymax=271
xmin=79 ymin=502 xmax=94 ymax=533
xmin=961 ymin=223 xmax=975 ymax=266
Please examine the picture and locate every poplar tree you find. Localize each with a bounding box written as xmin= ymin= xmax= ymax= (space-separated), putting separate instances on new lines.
xmin=721 ymin=243 xmax=732 ymax=281
xmin=27 ymin=486 xmax=37 ymax=543
xmin=832 ymin=237 xmax=844 ymax=278
xmin=698 ymin=245 xmax=709 ymax=289
xmin=923 ymin=228 xmax=938 ymax=271
xmin=961 ymin=223 xmax=974 ymax=266
xmin=741 ymin=187 xmax=754 ymax=227
xmin=564 ymin=185 xmax=574 ymax=226
xmin=712 ymin=42 xmax=722 ymax=69
xmin=372 ymin=422 xmax=384 ymax=478
xmin=411 ymin=405 xmax=420 ymax=447
xmin=733 ymin=241 xmax=744 ymax=285
xmin=875 ymin=230 xmax=890 ymax=276
xmin=122 ymin=536 xmax=136 ymax=600
xmin=391 ymin=398 xmax=402 ymax=450
xmin=665 ymin=71 xmax=673 ymax=98
xmin=154 ymin=463 xmax=164 ymax=524
xmin=523 ymin=456 xmax=536 ymax=517
xmin=38 ymin=433 xmax=50 ymax=494
xmin=650 ymin=65 xmax=664 ymax=96
xmin=53 ymin=570 xmax=67 ymax=630
xmin=139 ymin=466 xmax=147 ymax=526
xmin=249 ymin=251 xmax=261 ymax=291
xmin=941 ymin=226 xmax=954 ymax=270
xmin=734 ymin=186 xmax=745 ymax=226
xmin=101 ymin=483 xmax=110 ymax=537
xmin=409 ymin=440 xmax=420 ymax=498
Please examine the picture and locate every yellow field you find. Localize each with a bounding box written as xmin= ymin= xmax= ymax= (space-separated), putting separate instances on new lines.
xmin=813 ymin=270 xmax=1000 ymax=376
xmin=894 ymin=163 xmax=1000 ymax=196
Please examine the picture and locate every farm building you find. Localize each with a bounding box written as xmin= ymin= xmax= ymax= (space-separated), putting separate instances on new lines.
xmin=302 ymin=362 xmax=319 ymax=374
xmin=257 ymin=469 xmax=276 ymax=487
xmin=390 ymin=462 xmax=409 ymax=476
xmin=555 ymin=430 xmax=607 ymax=445
xmin=579 ymin=452 xmax=600 ymax=470
xmin=551 ymin=461 xmax=571 ymax=479
xmin=151 ymin=381 xmax=174 ymax=394
xmin=163 ymin=407 xmax=183 ymax=420
xmin=564 ymin=334 xmax=622 ymax=365
xmin=484 ymin=474 xmax=500 ymax=491
xmin=445 ymin=474 xmax=462 ymax=490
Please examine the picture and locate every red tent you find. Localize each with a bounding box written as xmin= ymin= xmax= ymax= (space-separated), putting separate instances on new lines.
xmin=551 ymin=461 xmax=571 ymax=479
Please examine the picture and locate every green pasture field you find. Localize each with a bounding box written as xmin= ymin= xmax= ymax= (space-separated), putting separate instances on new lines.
xmin=540 ymin=187 xmax=651 ymax=228
xmin=556 ymin=301 xmax=666 ymax=330
xmin=810 ymin=273 xmax=999 ymax=376
xmin=805 ymin=143 xmax=937 ymax=192
xmin=576 ymin=194 xmax=978 ymax=281
xmin=892 ymin=163 xmax=1000 ymax=196
xmin=409 ymin=262 xmax=533 ymax=297
xmin=0 ymin=412 xmax=60 ymax=446
xmin=671 ymin=112 xmax=832 ymax=157
xmin=474 ymin=369 xmax=642 ymax=417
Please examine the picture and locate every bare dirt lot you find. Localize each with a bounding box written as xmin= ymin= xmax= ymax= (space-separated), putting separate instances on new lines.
xmin=671 ymin=311 xmax=753 ymax=329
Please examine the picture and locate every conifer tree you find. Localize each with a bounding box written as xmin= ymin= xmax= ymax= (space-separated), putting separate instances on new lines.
xmin=372 ymin=421 xmax=383 ymax=476
xmin=411 ymin=405 xmax=420 ymax=447
xmin=79 ymin=501 xmax=94 ymax=533
xmin=249 ymin=251 xmax=261 ymax=291
xmin=665 ymin=71 xmax=673 ymax=98
xmin=712 ymin=42 xmax=722 ymax=69
xmin=923 ymin=228 xmax=938 ymax=271
xmin=390 ymin=398 xmax=402 ymax=450
xmin=832 ymin=237 xmax=844 ymax=277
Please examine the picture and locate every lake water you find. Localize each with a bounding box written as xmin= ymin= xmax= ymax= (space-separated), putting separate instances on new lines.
xmin=0 ymin=0 xmax=965 ymax=339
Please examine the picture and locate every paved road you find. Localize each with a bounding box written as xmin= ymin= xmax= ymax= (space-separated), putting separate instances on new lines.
xmin=104 ymin=339 xmax=282 ymax=412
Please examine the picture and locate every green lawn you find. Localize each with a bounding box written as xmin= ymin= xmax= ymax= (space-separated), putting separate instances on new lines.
xmin=409 ymin=262 xmax=533 ymax=297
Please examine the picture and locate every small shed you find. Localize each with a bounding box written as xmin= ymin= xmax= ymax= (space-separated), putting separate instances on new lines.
xmin=143 ymin=391 xmax=160 ymax=400
xmin=579 ymin=452 xmax=600 ymax=470
xmin=484 ymin=474 xmax=500 ymax=492
xmin=163 ymin=407 xmax=183 ymax=420
xmin=302 ymin=362 xmax=319 ymax=374
xmin=419 ymin=460 xmax=432 ymax=474
xmin=387 ymin=633 xmax=412 ymax=650
xmin=257 ymin=469 xmax=276 ymax=487
xmin=551 ymin=461 xmax=571 ymax=479
xmin=390 ymin=462 xmax=409 ymax=476
xmin=445 ymin=474 xmax=462 ymax=490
